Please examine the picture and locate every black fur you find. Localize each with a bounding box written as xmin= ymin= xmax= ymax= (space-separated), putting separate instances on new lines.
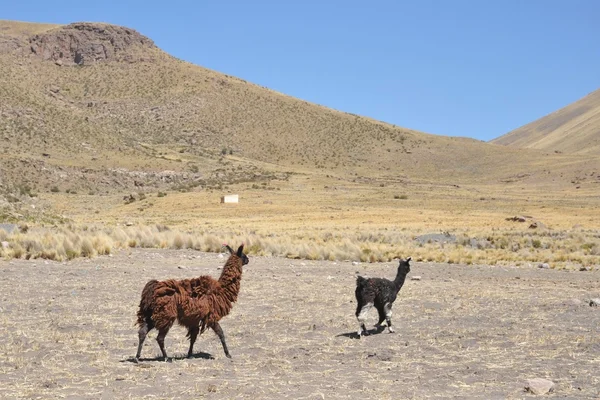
xmin=355 ymin=257 xmax=411 ymax=337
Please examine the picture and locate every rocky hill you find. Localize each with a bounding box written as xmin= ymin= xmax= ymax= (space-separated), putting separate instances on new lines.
xmin=0 ymin=21 xmax=158 ymax=63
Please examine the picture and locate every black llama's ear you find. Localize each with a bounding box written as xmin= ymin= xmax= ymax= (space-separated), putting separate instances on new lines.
xmin=223 ymin=244 xmax=234 ymax=255
xmin=406 ymin=256 xmax=412 ymax=263
xmin=236 ymin=244 xmax=245 ymax=258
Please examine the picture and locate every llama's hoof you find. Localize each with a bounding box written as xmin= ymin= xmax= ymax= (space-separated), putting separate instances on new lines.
xmin=388 ymin=328 xmax=395 ymax=333
xmin=134 ymin=357 xmax=140 ymax=364
xmin=225 ymin=353 xmax=232 ymax=359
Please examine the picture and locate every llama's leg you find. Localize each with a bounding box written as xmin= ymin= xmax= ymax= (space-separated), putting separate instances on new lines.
xmin=156 ymin=324 xmax=172 ymax=361
xmin=187 ymin=326 xmax=200 ymax=358
xmin=211 ymin=322 xmax=231 ymax=358
xmin=375 ymin=304 xmax=386 ymax=329
xmin=135 ymin=321 xmax=153 ymax=362
xmin=355 ymin=301 xmax=365 ymax=336
xmin=355 ymin=301 xmax=364 ymax=319
xmin=384 ymin=302 xmax=394 ymax=333
xmin=356 ymin=302 xmax=374 ymax=337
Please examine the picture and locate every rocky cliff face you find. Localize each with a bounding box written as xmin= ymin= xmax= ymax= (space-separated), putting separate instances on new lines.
xmin=28 ymin=22 xmax=157 ymax=65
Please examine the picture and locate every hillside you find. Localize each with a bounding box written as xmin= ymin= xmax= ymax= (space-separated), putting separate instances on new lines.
xmin=492 ymin=89 xmax=600 ymax=155
xmin=1 ymin=20 xmax=600 ymax=225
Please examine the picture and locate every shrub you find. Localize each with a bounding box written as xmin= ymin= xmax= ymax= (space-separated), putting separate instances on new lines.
xmin=66 ymin=249 xmax=80 ymax=260
xmin=39 ymin=249 xmax=58 ymax=260
xmin=12 ymin=244 xmax=25 ymax=259
xmin=582 ymin=242 xmax=595 ymax=252
xmin=173 ymin=234 xmax=184 ymax=250
xmin=80 ymin=238 xmax=95 ymax=258
xmin=18 ymin=185 xmax=32 ymax=197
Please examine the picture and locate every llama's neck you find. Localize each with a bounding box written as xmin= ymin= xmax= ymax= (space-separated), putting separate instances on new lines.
xmin=393 ymin=269 xmax=409 ymax=292
xmin=219 ymin=264 xmax=243 ymax=286
xmin=218 ymin=256 xmax=244 ymax=294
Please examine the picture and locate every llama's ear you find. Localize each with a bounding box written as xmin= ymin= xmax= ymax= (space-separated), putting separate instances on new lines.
xmin=223 ymin=244 xmax=234 ymax=255
xmin=236 ymin=244 xmax=245 ymax=257
xmin=406 ymin=256 xmax=412 ymax=263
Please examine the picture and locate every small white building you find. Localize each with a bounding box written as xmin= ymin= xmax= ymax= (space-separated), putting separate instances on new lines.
xmin=220 ymin=194 xmax=239 ymax=204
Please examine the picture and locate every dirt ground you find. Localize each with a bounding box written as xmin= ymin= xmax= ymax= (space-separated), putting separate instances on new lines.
xmin=1 ymin=249 xmax=599 ymax=399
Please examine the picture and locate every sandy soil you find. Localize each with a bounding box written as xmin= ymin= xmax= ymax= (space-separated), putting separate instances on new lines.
xmin=1 ymin=249 xmax=599 ymax=399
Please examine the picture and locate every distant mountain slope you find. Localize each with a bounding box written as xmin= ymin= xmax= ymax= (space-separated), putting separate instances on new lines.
xmin=492 ymin=89 xmax=600 ymax=155
xmin=1 ymin=20 xmax=599 ymax=200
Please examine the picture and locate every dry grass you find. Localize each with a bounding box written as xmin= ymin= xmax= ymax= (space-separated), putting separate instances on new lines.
xmin=2 ymin=176 xmax=599 ymax=268
xmin=0 ymin=19 xmax=60 ymax=36
xmin=2 ymin=155 xmax=600 ymax=268
xmin=0 ymin=169 xmax=588 ymax=268
xmin=2 ymin=224 xmax=598 ymax=268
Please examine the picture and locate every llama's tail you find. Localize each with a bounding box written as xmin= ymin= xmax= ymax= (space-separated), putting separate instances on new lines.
xmin=136 ymin=279 xmax=159 ymax=327
xmin=354 ymin=275 xmax=370 ymax=317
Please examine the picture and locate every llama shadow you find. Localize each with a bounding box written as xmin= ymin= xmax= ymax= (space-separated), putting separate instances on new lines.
xmin=121 ymin=351 xmax=214 ymax=363
xmin=337 ymin=326 xmax=386 ymax=340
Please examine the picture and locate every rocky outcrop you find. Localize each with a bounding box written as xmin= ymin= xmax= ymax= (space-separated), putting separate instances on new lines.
xmin=29 ymin=22 xmax=156 ymax=65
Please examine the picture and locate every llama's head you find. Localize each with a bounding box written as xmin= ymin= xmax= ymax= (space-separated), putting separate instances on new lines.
xmin=223 ymin=243 xmax=250 ymax=265
xmin=398 ymin=256 xmax=411 ymax=274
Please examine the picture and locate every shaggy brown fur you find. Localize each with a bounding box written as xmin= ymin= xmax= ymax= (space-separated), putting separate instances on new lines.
xmin=135 ymin=244 xmax=249 ymax=361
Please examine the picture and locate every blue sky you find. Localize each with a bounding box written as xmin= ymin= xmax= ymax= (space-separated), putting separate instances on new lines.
xmin=3 ymin=0 xmax=599 ymax=141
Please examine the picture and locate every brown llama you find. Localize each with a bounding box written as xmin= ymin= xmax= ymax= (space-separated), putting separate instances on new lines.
xmin=135 ymin=244 xmax=249 ymax=362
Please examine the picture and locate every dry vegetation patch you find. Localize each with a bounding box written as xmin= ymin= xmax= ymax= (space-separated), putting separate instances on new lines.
xmin=2 ymin=174 xmax=598 ymax=269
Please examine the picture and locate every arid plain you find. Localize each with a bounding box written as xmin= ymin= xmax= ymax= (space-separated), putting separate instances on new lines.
xmin=1 ymin=249 xmax=599 ymax=399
